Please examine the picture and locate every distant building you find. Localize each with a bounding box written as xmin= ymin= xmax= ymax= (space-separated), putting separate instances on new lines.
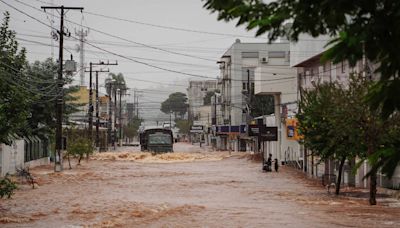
xmin=68 ymin=86 xmax=97 ymax=124
xmin=187 ymin=80 xmax=217 ymax=144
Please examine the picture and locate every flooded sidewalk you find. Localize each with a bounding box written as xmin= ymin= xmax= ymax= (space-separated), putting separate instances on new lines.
xmin=1 ymin=143 xmax=399 ymax=227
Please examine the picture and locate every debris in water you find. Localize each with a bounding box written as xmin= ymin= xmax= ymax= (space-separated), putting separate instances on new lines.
xmin=91 ymin=152 xmax=231 ymax=163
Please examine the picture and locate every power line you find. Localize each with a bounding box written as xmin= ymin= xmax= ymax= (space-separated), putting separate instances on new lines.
xmin=83 ymin=11 xmax=265 ymax=40
xmin=31 ymin=0 xmax=264 ymax=40
xmin=13 ymin=0 xmax=216 ymax=62
xmin=8 ymin=2 xmax=299 ymax=80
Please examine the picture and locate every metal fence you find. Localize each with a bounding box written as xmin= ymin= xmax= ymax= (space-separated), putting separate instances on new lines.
xmin=24 ymin=136 xmax=50 ymax=162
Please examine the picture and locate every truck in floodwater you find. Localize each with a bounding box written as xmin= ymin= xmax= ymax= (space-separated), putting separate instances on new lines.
xmin=139 ymin=127 xmax=174 ymax=153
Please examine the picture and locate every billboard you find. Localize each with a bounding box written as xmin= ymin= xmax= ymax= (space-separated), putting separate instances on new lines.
xmin=286 ymin=118 xmax=302 ymax=140
xmin=190 ymin=125 xmax=204 ymax=133
xmin=248 ymin=124 xmax=278 ymax=141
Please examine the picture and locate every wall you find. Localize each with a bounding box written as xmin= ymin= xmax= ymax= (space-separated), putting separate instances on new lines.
xmin=220 ymin=41 xmax=291 ymax=126
xmin=0 ymin=139 xmax=50 ymax=177
xmin=290 ymin=34 xmax=331 ymax=67
xmin=0 ymin=140 xmax=25 ymax=176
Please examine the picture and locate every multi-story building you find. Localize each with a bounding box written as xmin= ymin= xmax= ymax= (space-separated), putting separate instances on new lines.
xmin=187 ymin=80 xmax=218 ymax=143
xmin=217 ymin=39 xmax=295 ymax=151
xmin=253 ymin=42 xmax=298 ymax=165
xmin=291 ymin=34 xmax=399 ymax=189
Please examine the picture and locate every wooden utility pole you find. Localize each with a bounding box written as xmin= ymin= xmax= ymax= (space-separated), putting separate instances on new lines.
xmin=85 ymin=61 xmax=117 ymax=149
xmin=95 ymin=69 xmax=109 ymax=148
xmin=41 ymin=5 xmax=83 ymax=172
xmin=108 ymin=82 xmax=113 ymax=149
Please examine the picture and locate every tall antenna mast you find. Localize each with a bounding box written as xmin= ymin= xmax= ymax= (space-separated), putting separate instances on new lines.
xmin=75 ymin=28 xmax=88 ymax=86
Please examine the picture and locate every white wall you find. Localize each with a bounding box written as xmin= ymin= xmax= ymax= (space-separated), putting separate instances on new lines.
xmin=221 ymin=41 xmax=291 ymax=125
xmin=254 ymin=65 xmax=297 ymax=96
xmin=0 ymin=140 xmax=24 ymax=176
xmin=290 ymin=34 xmax=331 ymax=67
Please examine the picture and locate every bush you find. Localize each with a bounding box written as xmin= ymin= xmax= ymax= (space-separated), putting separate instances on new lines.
xmin=67 ymin=138 xmax=94 ymax=165
xmin=0 ymin=175 xmax=17 ymax=199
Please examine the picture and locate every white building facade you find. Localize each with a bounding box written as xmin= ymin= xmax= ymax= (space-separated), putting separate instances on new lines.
xmin=291 ymin=35 xmax=400 ymax=189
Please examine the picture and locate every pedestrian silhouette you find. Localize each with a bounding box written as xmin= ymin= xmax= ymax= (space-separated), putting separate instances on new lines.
xmin=263 ymin=153 xmax=272 ymax=172
xmin=274 ymin=158 xmax=279 ymax=172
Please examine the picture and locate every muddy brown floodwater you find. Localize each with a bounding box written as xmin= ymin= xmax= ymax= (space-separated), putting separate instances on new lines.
xmin=1 ymin=142 xmax=399 ymax=227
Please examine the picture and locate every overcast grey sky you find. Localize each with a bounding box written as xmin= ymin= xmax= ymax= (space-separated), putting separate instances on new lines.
xmin=2 ymin=0 xmax=266 ymax=91
xmin=1 ymin=0 xmax=268 ymax=123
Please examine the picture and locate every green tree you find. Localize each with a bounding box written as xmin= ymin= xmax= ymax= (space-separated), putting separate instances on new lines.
xmin=66 ymin=127 xmax=94 ymax=166
xmin=298 ymin=75 xmax=400 ymax=203
xmin=250 ymin=95 xmax=274 ymax=117
xmin=161 ymin=92 xmax=188 ymax=119
xmin=22 ymin=59 xmax=79 ymax=136
xmin=297 ymin=81 xmax=362 ymax=195
xmin=203 ymin=0 xmax=399 ymax=115
xmin=175 ymin=119 xmax=191 ymax=134
xmin=203 ymin=91 xmax=215 ymax=105
xmin=0 ymin=12 xmax=29 ymax=144
xmin=204 ymin=0 xmax=400 ymax=205
xmin=123 ymin=117 xmax=142 ymax=141
xmin=105 ymin=72 xmax=127 ymax=97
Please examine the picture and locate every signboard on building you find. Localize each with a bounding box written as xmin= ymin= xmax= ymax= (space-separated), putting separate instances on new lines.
xmin=262 ymin=127 xmax=278 ymax=141
xmin=248 ymin=125 xmax=278 ymax=141
xmin=286 ymin=118 xmax=301 ymax=140
xmin=193 ymin=120 xmax=203 ymax=126
xmin=190 ymin=125 xmax=204 ymax=133
xmin=247 ymin=124 xmax=263 ymax=136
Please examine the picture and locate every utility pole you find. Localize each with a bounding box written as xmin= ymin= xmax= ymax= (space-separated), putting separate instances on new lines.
xmin=133 ymin=89 xmax=137 ymax=118
xmin=136 ymin=91 xmax=139 ymax=118
xmin=88 ymin=62 xmax=94 ymax=141
xmin=114 ymin=88 xmax=117 ymax=150
xmin=247 ymin=69 xmax=251 ymax=104
xmin=41 ymin=5 xmax=83 ymax=172
xmin=133 ymin=89 xmax=142 ymax=119
xmin=119 ymin=88 xmax=124 ymax=146
xmin=95 ymin=69 xmax=109 ymax=149
xmin=108 ymin=82 xmax=113 ymax=149
xmin=75 ymin=28 xmax=88 ymax=86
xmin=170 ymin=111 xmax=172 ymax=130
xmin=85 ymin=61 xmax=117 ymax=149
xmin=213 ymin=94 xmax=217 ymax=125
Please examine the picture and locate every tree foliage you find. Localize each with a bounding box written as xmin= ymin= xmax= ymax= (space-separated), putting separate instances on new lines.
xmin=105 ymin=72 xmax=127 ymax=96
xmin=66 ymin=128 xmax=94 ymax=165
xmin=203 ymin=91 xmax=215 ymax=105
xmin=297 ymin=75 xmax=400 ymax=202
xmin=0 ymin=13 xmax=79 ymax=144
xmin=297 ymin=76 xmax=371 ymax=194
xmin=160 ymin=92 xmax=188 ymax=119
xmin=203 ymin=0 xmax=400 ymax=117
xmin=175 ymin=119 xmax=191 ymax=134
xmin=0 ymin=175 xmax=17 ymax=199
xmin=123 ymin=117 xmax=143 ymax=139
xmin=0 ymin=12 xmax=29 ymax=144
xmin=204 ymin=0 xmax=400 ymax=204
xmin=250 ymin=95 xmax=274 ymax=117
xmin=22 ymin=58 xmax=80 ymax=137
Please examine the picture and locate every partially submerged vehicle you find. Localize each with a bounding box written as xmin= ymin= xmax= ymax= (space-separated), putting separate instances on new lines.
xmin=139 ymin=127 xmax=173 ymax=153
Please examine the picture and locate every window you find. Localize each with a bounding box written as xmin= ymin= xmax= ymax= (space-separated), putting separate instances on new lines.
xmin=268 ymin=51 xmax=286 ymax=58
xmin=241 ymin=52 xmax=259 ymax=58
xmin=243 ymin=82 xmax=246 ymax=90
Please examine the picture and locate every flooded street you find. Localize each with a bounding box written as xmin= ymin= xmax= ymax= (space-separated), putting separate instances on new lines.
xmin=1 ymin=143 xmax=399 ymax=227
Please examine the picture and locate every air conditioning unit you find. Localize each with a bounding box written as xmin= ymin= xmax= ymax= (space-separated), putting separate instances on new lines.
xmin=261 ymin=57 xmax=269 ymax=63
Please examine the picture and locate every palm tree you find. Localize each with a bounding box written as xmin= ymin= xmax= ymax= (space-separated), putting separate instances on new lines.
xmin=105 ymin=73 xmax=127 ymax=96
